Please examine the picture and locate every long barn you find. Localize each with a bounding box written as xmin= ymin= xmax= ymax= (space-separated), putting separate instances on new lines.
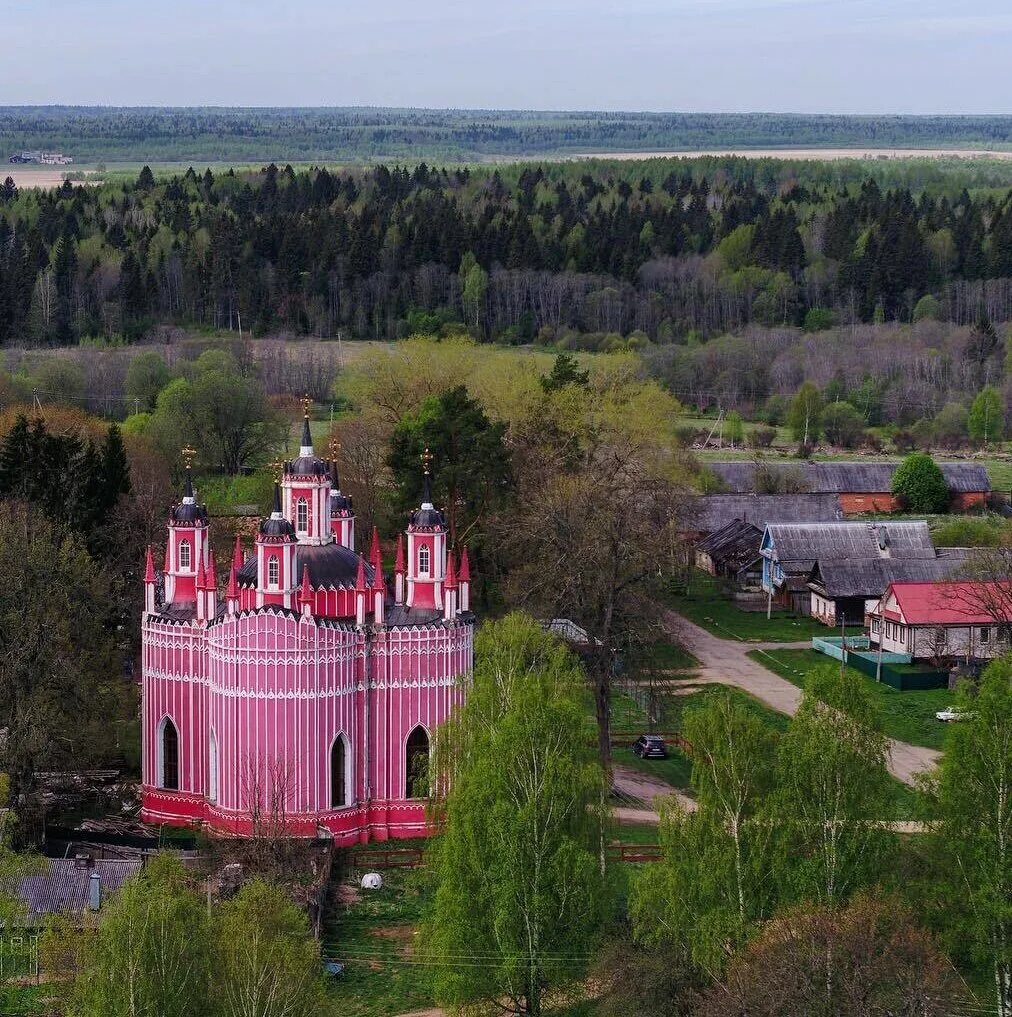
xmin=705 ymin=461 xmax=990 ymax=513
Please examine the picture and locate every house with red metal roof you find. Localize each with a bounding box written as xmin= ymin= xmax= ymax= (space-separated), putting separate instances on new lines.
xmin=869 ymin=581 xmax=1012 ymax=662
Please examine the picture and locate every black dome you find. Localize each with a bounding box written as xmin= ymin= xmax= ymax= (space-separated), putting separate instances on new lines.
xmin=410 ymin=506 xmax=445 ymax=527
xmin=236 ymin=541 xmax=373 ymax=588
xmin=331 ymin=491 xmax=352 ymax=513
xmin=287 ymin=456 xmax=328 ymax=477
xmin=171 ymin=501 xmax=208 ymax=524
xmin=259 ymin=515 xmax=296 ymax=538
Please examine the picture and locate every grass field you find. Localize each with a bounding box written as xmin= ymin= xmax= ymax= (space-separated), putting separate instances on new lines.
xmin=660 ymin=571 xmax=846 ymax=643
xmin=748 ymin=648 xmax=953 ymax=751
xmin=323 ymin=862 xmax=436 ymax=1017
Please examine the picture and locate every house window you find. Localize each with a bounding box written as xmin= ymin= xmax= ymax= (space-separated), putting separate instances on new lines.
xmin=871 ymin=617 xmax=881 ymax=635
xmin=980 ymin=626 xmax=991 ymax=644
xmin=178 ymin=539 xmax=191 ymax=571
xmin=268 ymin=555 xmax=280 ymax=588
xmin=331 ymin=736 xmax=348 ymax=809
xmin=296 ymin=497 xmax=308 ymax=533
xmin=208 ymin=730 xmax=218 ymax=804
xmin=406 ymin=727 xmax=430 ymax=799
xmin=418 ymin=544 xmax=430 ymax=577
xmin=159 ymin=717 xmax=179 ymax=791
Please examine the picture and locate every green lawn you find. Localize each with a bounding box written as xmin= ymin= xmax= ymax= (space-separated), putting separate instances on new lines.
xmin=749 ymin=648 xmax=953 ymax=751
xmin=323 ymin=862 xmax=436 ymax=1017
xmin=637 ymin=639 xmax=698 ymax=671
xmin=660 ymin=570 xmax=838 ymax=643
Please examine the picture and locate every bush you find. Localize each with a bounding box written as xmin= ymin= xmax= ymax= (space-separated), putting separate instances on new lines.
xmin=822 ymin=401 xmax=865 ymax=448
xmin=748 ymin=426 xmax=777 ymax=449
xmin=891 ymin=452 xmax=950 ymax=513
xmin=912 ymin=293 xmax=942 ymax=322
xmin=803 ymin=307 xmax=835 ymax=332
xmin=891 ymin=429 xmax=916 ymax=452
xmin=932 ymin=402 xmax=968 ymax=449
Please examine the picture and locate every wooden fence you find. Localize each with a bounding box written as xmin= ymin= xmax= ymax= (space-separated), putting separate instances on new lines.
xmin=348 ymin=843 xmax=662 ymax=870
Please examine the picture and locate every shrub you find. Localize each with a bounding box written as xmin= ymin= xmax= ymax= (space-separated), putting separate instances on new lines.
xmin=891 ymin=452 xmax=950 ymax=513
xmin=748 ymin=426 xmax=777 ymax=449
xmin=822 ymin=401 xmax=865 ymax=448
xmin=803 ymin=307 xmax=835 ymax=332
xmin=912 ymin=293 xmax=942 ymax=322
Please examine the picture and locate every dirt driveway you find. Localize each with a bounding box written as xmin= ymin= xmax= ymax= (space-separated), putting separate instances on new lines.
xmin=662 ymin=609 xmax=941 ymax=787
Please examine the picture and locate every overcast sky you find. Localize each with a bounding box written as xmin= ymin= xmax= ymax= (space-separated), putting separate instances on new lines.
xmin=5 ymin=0 xmax=1011 ymax=113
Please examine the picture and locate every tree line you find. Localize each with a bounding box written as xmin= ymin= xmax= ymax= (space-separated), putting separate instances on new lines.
xmin=7 ymin=107 xmax=1012 ymax=162
xmin=8 ymin=160 xmax=1012 ymax=349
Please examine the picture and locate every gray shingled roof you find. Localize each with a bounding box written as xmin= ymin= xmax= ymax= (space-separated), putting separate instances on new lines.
xmin=810 ymin=549 xmax=972 ymax=598
xmin=0 ymin=860 xmax=140 ymax=924
xmin=764 ymin=521 xmax=936 ymax=574
xmin=696 ymin=493 xmax=844 ymax=533
xmin=707 ymin=461 xmax=991 ymax=495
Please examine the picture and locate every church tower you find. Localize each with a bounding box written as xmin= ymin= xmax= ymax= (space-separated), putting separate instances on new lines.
xmin=255 ymin=483 xmax=298 ymax=608
xmin=282 ymin=403 xmax=333 ymax=546
xmin=404 ymin=448 xmax=448 ymax=610
xmin=164 ymin=449 xmax=210 ymax=606
xmin=328 ymin=435 xmax=356 ymax=551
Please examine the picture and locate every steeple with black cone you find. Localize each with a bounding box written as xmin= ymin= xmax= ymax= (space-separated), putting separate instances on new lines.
xmin=165 ymin=446 xmax=210 ymax=607
xmin=328 ymin=434 xmax=355 ymax=549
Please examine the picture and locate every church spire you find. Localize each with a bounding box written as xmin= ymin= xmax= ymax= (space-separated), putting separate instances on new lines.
xmin=300 ymin=396 xmax=313 ymax=456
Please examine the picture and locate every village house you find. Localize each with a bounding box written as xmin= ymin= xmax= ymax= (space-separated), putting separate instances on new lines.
xmin=807 ymin=549 xmax=971 ymax=626
xmin=760 ymin=520 xmax=939 ymax=616
xmin=0 ymin=858 xmax=139 ymax=927
xmin=706 ymin=461 xmax=990 ymax=513
xmin=869 ymin=581 xmax=1012 ymax=662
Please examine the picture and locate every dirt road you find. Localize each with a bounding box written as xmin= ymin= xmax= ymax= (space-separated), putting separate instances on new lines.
xmin=662 ymin=609 xmax=942 ymax=786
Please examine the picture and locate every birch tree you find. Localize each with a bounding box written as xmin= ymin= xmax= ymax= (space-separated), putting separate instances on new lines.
xmin=211 ymin=879 xmax=324 ymax=1017
xmin=932 ymin=657 xmax=1012 ymax=1017
xmin=767 ymin=667 xmax=894 ymax=908
xmin=423 ymin=613 xmax=606 ymax=1016
xmin=70 ymin=854 xmax=209 ymax=1017
xmin=630 ymin=690 xmax=777 ymax=974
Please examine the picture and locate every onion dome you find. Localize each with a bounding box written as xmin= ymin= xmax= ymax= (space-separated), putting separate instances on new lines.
xmin=171 ymin=465 xmax=209 ymax=524
xmin=286 ymin=409 xmax=328 ymax=477
xmin=409 ymin=450 xmax=445 ymax=529
xmin=259 ymin=483 xmax=296 ymax=538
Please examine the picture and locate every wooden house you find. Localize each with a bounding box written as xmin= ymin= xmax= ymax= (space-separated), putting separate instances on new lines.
xmin=869 ymin=581 xmax=1012 ymax=661
xmin=695 ymin=519 xmax=764 ymax=585
xmin=807 ymin=549 xmax=971 ymax=627
xmin=760 ymin=520 xmax=937 ymax=615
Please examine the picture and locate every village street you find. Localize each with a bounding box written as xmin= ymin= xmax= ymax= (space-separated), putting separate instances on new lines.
xmin=660 ymin=608 xmax=942 ymax=787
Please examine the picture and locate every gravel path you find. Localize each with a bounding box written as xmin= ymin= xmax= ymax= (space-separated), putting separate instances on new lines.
xmin=662 ymin=609 xmax=941 ymax=787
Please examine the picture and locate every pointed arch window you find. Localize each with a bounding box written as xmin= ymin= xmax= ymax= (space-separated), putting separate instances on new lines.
xmin=208 ymin=729 xmax=218 ymax=804
xmin=406 ymin=726 xmax=430 ymax=799
xmin=268 ymin=555 xmax=280 ymax=588
xmin=296 ymin=497 xmax=309 ymax=534
xmin=331 ymin=735 xmax=349 ymax=808
xmin=417 ymin=544 xmax=430 ymax=577
xmin=178 ymin=539 xmax=191 ymax=571
xmin=158 ymin=717 xmax=179 ymax=791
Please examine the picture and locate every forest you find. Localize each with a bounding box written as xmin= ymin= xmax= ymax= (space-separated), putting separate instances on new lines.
xmin=6 ymin=157 xmax=1012 ymax=347
xmin=6 ymin=107 xmax=1012 ymax=163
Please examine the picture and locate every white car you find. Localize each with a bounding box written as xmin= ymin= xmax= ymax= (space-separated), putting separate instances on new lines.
xmin=935 ymin=707 xmax=970 ymax=723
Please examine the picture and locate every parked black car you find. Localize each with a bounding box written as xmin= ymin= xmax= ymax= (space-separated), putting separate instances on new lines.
xmin=632 ymin=734 xmax=668 ymax=759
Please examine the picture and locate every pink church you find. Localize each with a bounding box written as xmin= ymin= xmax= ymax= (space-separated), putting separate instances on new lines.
xmin=140 ymin=418 xmax=474 ymax=843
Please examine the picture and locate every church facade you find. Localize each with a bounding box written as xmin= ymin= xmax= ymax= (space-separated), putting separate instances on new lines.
xmin=140 ymin=420 xmax=474 ymax=843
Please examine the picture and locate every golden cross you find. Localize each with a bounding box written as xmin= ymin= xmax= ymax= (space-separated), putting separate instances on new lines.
xmin=266 ymin=457 xmax=285 ymax=483
xmin=301 ymin=394 xmax=312 ymax=417
xmin=181 ymin=445 xmax=198 ymax=470
xmin=328 ymin=434 xmax=341 ymax=460
xmin=421 ymin=447 xmax=433 ymax=475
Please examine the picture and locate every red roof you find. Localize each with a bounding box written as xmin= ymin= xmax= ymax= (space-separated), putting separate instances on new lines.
xmin=886 ymin=581 xmax=1012 ymax=625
